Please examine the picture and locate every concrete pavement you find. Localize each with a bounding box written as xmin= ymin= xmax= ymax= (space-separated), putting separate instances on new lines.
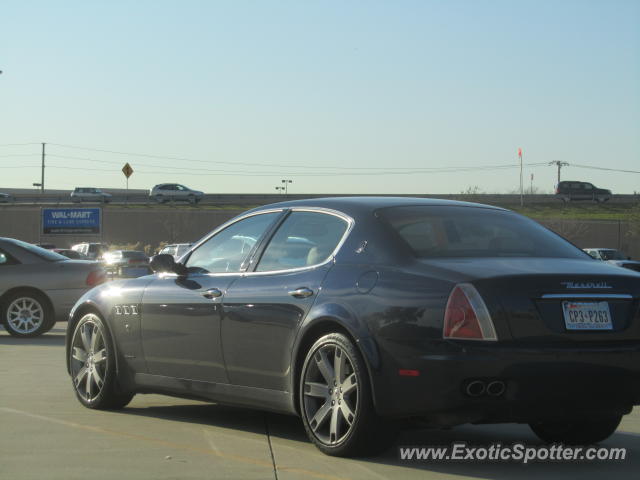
xmin=1 ymin=323 xmax=639 ymax=480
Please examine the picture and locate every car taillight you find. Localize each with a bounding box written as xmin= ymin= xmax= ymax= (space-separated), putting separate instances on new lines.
xmin=86 ymin=269 xmax=106 ymax=287
xmin=443 ymin=284 xmax=497 ymax=341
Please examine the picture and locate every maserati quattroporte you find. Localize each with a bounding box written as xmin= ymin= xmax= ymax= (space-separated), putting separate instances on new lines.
xmin=66 ymin=197 xmax=640 ymax=456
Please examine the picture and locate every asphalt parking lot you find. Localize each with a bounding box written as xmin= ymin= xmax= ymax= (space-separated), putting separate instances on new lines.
xmin=1 ymin=323 xmax=639 ymax=480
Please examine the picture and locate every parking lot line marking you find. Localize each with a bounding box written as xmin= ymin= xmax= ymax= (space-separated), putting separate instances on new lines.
xmin=0 ymin=407 xmax=348 ymax=480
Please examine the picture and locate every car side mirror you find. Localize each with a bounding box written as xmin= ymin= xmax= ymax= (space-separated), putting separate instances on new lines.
xmin=150 ymin=254 xmax=188 ymax=275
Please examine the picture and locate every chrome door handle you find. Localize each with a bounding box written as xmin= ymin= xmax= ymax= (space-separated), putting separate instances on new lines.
xmin=288 ymin=287 xmax=314 ymax=299
xmin=202 ymin=288 xmax=222 ymax=299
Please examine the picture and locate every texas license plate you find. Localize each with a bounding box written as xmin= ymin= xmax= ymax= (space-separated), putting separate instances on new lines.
xmin=562 ymin=301 xmax=612 ymax=330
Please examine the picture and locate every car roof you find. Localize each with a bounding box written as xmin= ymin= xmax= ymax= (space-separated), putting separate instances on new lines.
xmin=249 ymin=196 xmax=505 ymax=217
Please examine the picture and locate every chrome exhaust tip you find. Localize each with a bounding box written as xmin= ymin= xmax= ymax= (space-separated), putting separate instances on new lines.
xmin=486 ymin=380 xmax=506 ymax=397
xmin=465 ymin=380 xmax=486 ymax=397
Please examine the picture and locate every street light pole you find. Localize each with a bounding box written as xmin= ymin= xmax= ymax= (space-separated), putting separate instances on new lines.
xmin=281 ymin=179 xmax=292 ymax=195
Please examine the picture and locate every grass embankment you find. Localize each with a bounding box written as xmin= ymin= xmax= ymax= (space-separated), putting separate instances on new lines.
xmin=511 ymin=203 xmax=640 ymax=221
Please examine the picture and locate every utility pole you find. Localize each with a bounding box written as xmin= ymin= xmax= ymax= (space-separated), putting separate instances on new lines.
xmin=549 ymin=160 xmax=569 ymax=185
xmin=41 ymin=142 xmax=45 ymax=192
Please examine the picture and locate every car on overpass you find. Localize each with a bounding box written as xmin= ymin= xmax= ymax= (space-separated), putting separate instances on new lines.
xmin=70 ymin=187 xmax=112 ymax=203
xmin=65 ymin=197 xmax=640 ymax=456
xmin=150 ymin=184 xmax=204 ymax=204
xmin=555 ymin=181 xmax=612 ymax=203
xmin=1 ymin=238 xmax=106 ymax=337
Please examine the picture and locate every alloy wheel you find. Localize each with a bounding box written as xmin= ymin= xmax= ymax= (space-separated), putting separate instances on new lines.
xmin=6 ymin=297 xmax=44 ymax=335
xmin=70 ymin=316 xmax=108 ymax=403
xmin=302 ymin=344 xmax=359 ymax=445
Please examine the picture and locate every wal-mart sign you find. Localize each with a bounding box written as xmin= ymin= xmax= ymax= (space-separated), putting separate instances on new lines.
xmin=42 ymin=208 xmax=101 ymax=235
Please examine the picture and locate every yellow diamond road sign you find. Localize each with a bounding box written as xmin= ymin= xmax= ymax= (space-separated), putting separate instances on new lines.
xmin=122 ymin=163 xmax=134 ymax=178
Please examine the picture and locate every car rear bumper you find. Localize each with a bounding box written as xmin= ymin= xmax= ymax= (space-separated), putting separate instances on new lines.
xmin=371 ymin=343 xmax=640 ymax=424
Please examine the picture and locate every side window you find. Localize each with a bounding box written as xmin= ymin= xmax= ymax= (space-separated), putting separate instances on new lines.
xmin=583 ymin=183 xmax=593 ymax=190
xmin=186 ymin=212 xmax=280 ymax=273
xmin=256 ymin=211 xmax=349 ymax=272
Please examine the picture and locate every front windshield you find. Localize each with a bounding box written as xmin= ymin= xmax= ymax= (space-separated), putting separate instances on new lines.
xmin=12 ymin=239 xmax=68 ymax=262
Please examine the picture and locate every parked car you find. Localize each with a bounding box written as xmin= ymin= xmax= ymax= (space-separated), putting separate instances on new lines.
xmin=584 ymin=248 xmax=640 ymax=272
xmin=555 ymin=181 xmax=612 ymax=203
xmin=157 ymin=243 xmax=193 ymax=261
xmin=53 ymin=248 xmax=90 ymax=260
xmin=102 ymin=250 xmax=150 ymax=277
xmin=150 ymin=184 xmax=204 ymax=204
xmin=66 ymin=197 xmax=640 ymax=456
xmin=0 ymin=192 xmax=13 ymax=203
xmin=70 ymin=187 xmax=112 ymax=203
xmin=70 ymin=243 xmax=108 ymax=260
xmin=1 ymin=238 xmax=106 ymax=337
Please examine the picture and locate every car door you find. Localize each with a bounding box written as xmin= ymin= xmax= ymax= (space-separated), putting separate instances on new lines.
xmin=140 ymin=210 xmax=282 ymax=383
xmin=221 ymin=209 xmax=352 ymax=391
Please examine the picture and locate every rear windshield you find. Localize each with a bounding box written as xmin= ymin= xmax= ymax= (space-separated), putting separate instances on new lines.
xmin=379 ymin=206 xmax=588 ymax=259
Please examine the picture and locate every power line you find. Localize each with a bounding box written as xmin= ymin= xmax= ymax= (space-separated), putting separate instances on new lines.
xmin=45 ymin=162 xmax=549 ymax=177
xmin=45 ymin=152 xmax=548 ymax=175
xmin=571 ymin=164 xmax=640 ymax=174
xmin=0 ymin=154 xmax=40 ymax=158
xmin=46 ymin=142 xmax=548 ymax=172
xmin=0 ymin=142 xmax=40 ymax=147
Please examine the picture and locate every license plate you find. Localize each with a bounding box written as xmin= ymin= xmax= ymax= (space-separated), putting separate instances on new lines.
xmin=562 ymin=301 xmax=612 ymax=330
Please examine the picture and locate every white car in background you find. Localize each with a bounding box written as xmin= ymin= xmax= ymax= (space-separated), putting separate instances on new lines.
xmin=150 ymin=184 xmax=204 ymax=204
xmin=157 ymin=243 xmax=193 ymax=261
xmin=583 ymin=248 xmax=640 ymax=273
xmin=70 ymin=187 xmax=112 ymax=203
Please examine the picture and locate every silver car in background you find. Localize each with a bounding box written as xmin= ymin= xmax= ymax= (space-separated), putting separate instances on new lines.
xmin=0 ymin=192 xmax=13 ymax=203
xmin=70 ymin=187 xmax=112 ymax=203
xmin=0 ymin=238 xmax=106 ymax=337
xmin=150 ymin=184 xmax=204 ymax=204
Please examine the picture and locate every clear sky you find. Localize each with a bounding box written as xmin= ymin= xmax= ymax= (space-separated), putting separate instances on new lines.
xmin=1 ymin=0 xmax=639 ymax=194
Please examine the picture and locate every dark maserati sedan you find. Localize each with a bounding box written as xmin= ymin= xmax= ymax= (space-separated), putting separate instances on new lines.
xmin=66 ymin=197 xmax=640 ymax=456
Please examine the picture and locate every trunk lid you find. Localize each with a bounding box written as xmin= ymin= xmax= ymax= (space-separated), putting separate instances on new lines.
xmin=419 ymin=258 xmax=640 ymax=343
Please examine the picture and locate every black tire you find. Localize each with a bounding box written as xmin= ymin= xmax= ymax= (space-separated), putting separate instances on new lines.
xmin=155 ymin=195 xmax=165 ymax=204
xmin=68 ymin=313 xmax=134 ymax=410
xmin=529 ymin=415 xmax=622 ymax=445
xmin=188 ymin=195 xmax=196 ymax=204
xmin=299 ymin=332 xmax=395 ymax=457
xmin=2 ymin=290 xmax=55 ymax=338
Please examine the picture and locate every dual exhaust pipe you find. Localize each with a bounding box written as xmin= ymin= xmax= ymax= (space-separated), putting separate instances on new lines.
xmin=465 ymin=379 xmax=506 ymax=397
